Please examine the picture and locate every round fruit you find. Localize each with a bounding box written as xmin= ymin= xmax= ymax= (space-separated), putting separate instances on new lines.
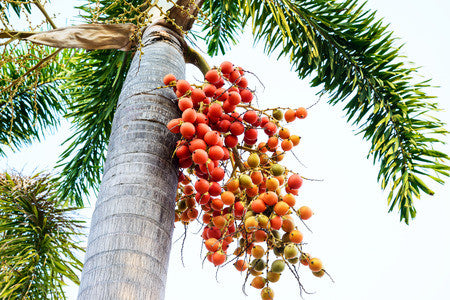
xmin=261 ymin=287 xmax=274 ymax=300
xmin=234 ymin=259 xmax=248 ymax=272
xmin=284 ymin=109 xmax=296 ymax=122
xmin=271 ymin=259 xmax=285 ymax=273
xmin=309 ymin=258 xmax=323 ymax=272
xmin=296 ymin=107 xmax=308 ymax=119
xmin=251 ymin=245 xmax=265 ymax=259
xmin=267 ymin=271 xmax=281 ymax=283
xmin=298 ymin=206 xmax=313 ymax=220
xmin=205 ymin=69 xmax=221 ymax=84
xmin=284 ymin=244 xmax=298 ymax=259
xmin=251 ymin=259 xmax=266 ymax=272
xmin=221 ymin=191 xmax=235 ymax=206
xmin=270 ymin=164 xmax=285 ymax=176
xmin=247 ymin=153 xmax=261 ymax=168
xmin=163 ymin=74 xmax=176 ymax=85
xmin=250 ymin=276 xmax=266 ymax=289
xmin=287 ymin=174 xmax=303 ymax=189
xmin=239 ymin=174 xmax=253 ymax=189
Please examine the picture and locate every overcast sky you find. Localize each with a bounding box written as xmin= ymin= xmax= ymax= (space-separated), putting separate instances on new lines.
xmin=2 ymin=1 xmax=450 ymax=300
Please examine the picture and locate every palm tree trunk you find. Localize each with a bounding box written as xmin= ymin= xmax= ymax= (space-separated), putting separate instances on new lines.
xmin=78 ymin=24 xmax=185 ymax=300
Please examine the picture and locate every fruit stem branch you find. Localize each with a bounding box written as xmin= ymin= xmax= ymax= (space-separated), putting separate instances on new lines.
xmin=184 ymin=45 xmax=210 ymax=75
xmin=232 ymin=147 xmax=245 ymax=172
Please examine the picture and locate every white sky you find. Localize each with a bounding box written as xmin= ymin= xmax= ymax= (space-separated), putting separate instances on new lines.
xmin=2 ymin=1 xmax=450 ymax=300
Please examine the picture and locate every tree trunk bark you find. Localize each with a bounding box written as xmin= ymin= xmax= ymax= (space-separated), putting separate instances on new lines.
xmin=78 ymin=25 xmax=185 ymax=300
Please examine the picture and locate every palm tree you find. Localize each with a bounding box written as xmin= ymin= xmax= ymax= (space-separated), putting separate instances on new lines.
xmin=1 ymin=0 xmax=448 ymax=299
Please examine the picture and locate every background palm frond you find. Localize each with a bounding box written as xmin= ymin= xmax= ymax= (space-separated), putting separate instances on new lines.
xmin=0 ymin=172 xmax=84 ymax=300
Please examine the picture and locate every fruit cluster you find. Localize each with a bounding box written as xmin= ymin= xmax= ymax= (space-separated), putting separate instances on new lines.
xmin=165 ymin=61 xmax=324 ymax=299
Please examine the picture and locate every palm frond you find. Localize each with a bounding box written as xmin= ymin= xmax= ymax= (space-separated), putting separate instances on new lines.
xmin=56 ymin=49 xmax=132 ymax=207
xmin=236 ymin=0 xmax=449 ymax=223
xmin=0 ymin=45 xmax=72 ymax=156
xmin=0 ymin=172 xmax=84 ymax=300
xmin=200 ymin=0 xmax=244 ymax=56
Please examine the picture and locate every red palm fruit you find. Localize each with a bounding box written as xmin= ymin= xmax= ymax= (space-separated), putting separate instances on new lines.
xmin=176 ymin=145 xmax=190 ymax=159
xmin=281 ymin=139 xmax=293 ymax=151
xmin=210 ymin=197 xmax=224 ymax=211
xmin=212 ymin=215 xmax=227 ymax=229
xmin=200 ymin=160 xmax=215 ymax=174
xmin=163 ymin=74 xmax=176 ymax=85
xmin=240 ymin=89 xmax=253 ymax=103
xmin=281 ymin=217 xmax=295 ymax=233
xmin=243 ymin=110 xmax=258 ymax=124
xmin=207 ymin=226 xmax=222 ymax=239
xmin=282 ymin=194 xmax=296 ymax=207
xmin=210 ymin=167 xmax=225 ymax=182
xmin=218 ymin=119 xmax=231 ymax=132
xmin=203 ymin=84 xmax=216 ymax=97
xmin=246 ymin=185 xmax=259 ymax=197
xmin=298 ymin=206 xmax=313 ymax=220
xmin=274 ymin=175 xmax=284 ymax=185
xmin=278 ymin=127 xmax=290 ymax=139
xmin=205 ymin=238 xmax=220 ymax=252
xmin=179 ymin=157 xmax=193 ymax=168
xmin=234 ymin=259 xmax=248 ymax=272
xmin=211 ymin=251 xmax=227 ymax=266
xmin=178 ymin=97 xmax=193 ymax=111
xmin=274 ymin=201 xmax=290 ymax=216
xmin=192 ymin=149 xmax=208 ymax=164
xmin=263 ymin=122 xmax=277 ymax=136
xmin=254 ymin=230 xmax=268 ymax=242
xmin=195 ymin=113 xmax=208 ymax=124
xmin=202 ymin=213 xmax=211 ymax=224
xmin=195 ymin=192 xmax=210 ymax=205
xmin=250 ymin=276 xmax=266 ymax=289
xmin=187 ymin=208 xmax=198 ymax=220
xmin=244 ymin=128 xmax=258 ymax=140
xmin=251 ymin=199 xmax=266 ymax=213
xmin=284 ymin=109 xmax=296 ymax=122
xmin=208 ymin=145 xmax=224 ymax=160
xmin=191 ymin=88 xmax=206 ymax=104
xmin=229 ymin=69 xmax=241 ymax=83
xmin=209 ymin=182 xmax=222 ymax=196
xmin=300 ymin=253 xmax=311 ymax=266
xmin=221 ymin=191 xmax=235 ymax=206
xmin=225 ymin=135 xmax=238 ymax=148
xmin=296 ymin=107 xmax=308 ymax=119
xmin=214 ymin=88 xmax=228 ymax=102
xmin=196 ymin=123 xmax=211 ymax=139
xmin=167 ymin=118 xmax=181 ymax=133
xmin=258 ymin=142 xmax=268 ymax=153
xmin=237 ymin=77 xmax=248 ymax=89
xmin=237 ymin=66 xmax=244 ymax=75
xmin=176 ymin=79 xmax=191 ymax=95
xmin=220 ymin=61 xmax=234 ymax=74
xmin=205 ymin=69 xmax=221 ymax=84
xmin=251 ymin=171 xmax=263 ymax=185
xmin=289 ymin=230 xmax=303 ymax=244
xmin=266 ymin=136 xmax=278 ymax=149
xmin=180 ymin=122 xmax=195 ymax=139
xmin=270 ymin=215 xmax=282 ymax=230
xmin=288 ymin=174 xmax=303 ymax=189
xmin=195 ymin=179 xmax=210 ymax=194
xmin=234 ymin=201 xmax=245 ymax=218
xmin=260 ymin=116 xmax=269 ymax=127
xmin=222 ymin=147 xmax=230 ymax=160
xmin=290 ymin=135 xmax=300 ymax=146
xmin=188 ymin=139 xmax=207 ymax=152
xmin=214 ymin=77 xmax=225 ymax=88
xmin=222 ymin=100 xmax=236 ymax=113
xmin=204 ymin=131 xmax=221 ymax=146
xmin=263 ymin=191 xmax=278 ymax=206
xmin=228 ymin=91 xmax=241 ymax=105
xmin=182 ymin=108 xmax=197 ymax=123
xmin=183 ymin=185 xmax=194 ymax=195
xmin=229 ymin=122 xmax=245 ymax=136
xmin=226 ymin=178 xmax=239 ymax=192
xmin=208 ymin=103 xmax=223 ymax=118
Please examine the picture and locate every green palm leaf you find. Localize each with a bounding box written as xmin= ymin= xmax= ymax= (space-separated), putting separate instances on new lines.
xmin=231 ymin=0 xmax=449 ymax=223
xmin=0 ymin=172 xmax=84 ymax=299
xmin=57 ymin=49 xmax=132 ymax=206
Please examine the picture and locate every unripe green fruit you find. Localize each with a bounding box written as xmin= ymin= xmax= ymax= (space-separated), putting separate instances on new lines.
xmin=272 ymin=109 xmax=283 ymax=120
xmin=239 ymin=174 xmax=253 ymax=188
xmin=288 ymin=257 xmax=299 ymax=264
xmin=270 ymin=259 xmax=285 ymax=273
xmin=177 ymin=200 xmax=187 ymax=211
xmin=257 ymin=214 xmax=269 ymax=228
xmin=284 ymin=244 xmax=298 ymax=259
xmin=247 ymin=153 xmax=261 ymax=168
xmin=270 ymin=164 xmax=285 ymax=176
xmin=273 ymin=246 xmax=284 ymax=257
xmin=267 ymin=271 xmax=281 ymax=283
xmin=271 ymin=230 xmax=281 ymax=240
xmin=313 ymin=269 xmax=325 ymax=278
xmin=251 ymin=258 xmax=266 ymax=272
xmin=282 ymin=232 xmax=290 ymax=243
